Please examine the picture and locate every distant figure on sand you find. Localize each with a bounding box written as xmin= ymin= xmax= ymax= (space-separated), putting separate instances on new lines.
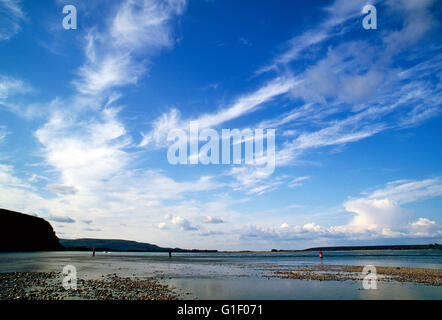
xmin=319 ymin=251 xmax=323 ymax=259
xmin=92 ymin=248 xmax=95 ymax=257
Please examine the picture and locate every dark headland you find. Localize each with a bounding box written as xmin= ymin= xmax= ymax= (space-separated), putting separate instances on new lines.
xmin=0 ymin=208 xmax=62 ymax=252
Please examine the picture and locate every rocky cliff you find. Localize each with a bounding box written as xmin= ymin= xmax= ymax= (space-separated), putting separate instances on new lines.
xmin=0 ymin=209 xmax=63 ymax=252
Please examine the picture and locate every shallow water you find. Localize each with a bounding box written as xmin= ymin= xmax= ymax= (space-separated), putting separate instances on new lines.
xmin=0 ymin=250 xmax=441 ymax=299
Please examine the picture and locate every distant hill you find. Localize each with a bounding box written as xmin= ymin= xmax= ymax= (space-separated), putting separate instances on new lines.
xmin=60 ymin=238 xmax=169 ymax=252
xmin=302 ymin=244 xmax=442 ymax=251
xmin=60 ymin=238 xmax=217 ymax=253
xmin=0 ymin=209 xmax=63 ymax=252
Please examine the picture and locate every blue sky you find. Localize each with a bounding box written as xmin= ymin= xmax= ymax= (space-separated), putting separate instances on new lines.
xmin=0 ymin=0 xmax=441 ymax=250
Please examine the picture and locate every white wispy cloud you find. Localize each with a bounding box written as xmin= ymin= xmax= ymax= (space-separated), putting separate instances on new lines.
xmin=142 ymin=0 xmax=441 ymax=175
xmin=227 ymin=166 xmax=285 ymax=196
xmin=256 ymin=0 xmax=379 ymax=74
xmin=0 ymin=0 xmax=25 ymax=41
xmin=288 ymin=176 xmax=311 ymax=188
xmin=34 ymin=106 xmax=219 ymax=203
xmin=271 ymin=0 xmax=442 ymax=167
xmin=0 ymin=163 xmax=30 ymax=189
xmin=0 ymin=125 xmax=7 ymax=141
xmin=139 ymin=76 xmax=299 ymax=148
xmin=0 ymin=75 xmax=32 ymax=100
xmin=365 ymin=178 xmax=442 ymax=205
xmin=74 ymin=0 xmax=186 ymax=95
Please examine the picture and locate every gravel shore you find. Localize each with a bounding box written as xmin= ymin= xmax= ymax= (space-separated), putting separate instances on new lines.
xmin=258 ymin=264 xmax=442 ymax=286
xmin=0 ymin=272 xmax=177 ymax=300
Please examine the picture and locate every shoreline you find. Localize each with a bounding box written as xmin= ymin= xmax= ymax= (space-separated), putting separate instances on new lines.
xmin=1 ymin=248 xmax=441 ymax=258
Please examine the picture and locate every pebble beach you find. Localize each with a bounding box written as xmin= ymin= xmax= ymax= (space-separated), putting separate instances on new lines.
xmin=0 ymin=272 xmax=177 ymax=300
xmin=259 ymin=264 xmax=442 ymax=286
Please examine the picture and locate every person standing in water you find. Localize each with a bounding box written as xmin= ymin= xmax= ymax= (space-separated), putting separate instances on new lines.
xmin=92 ymin=248 xmax=95 ymax=257
xmin=319 ymin=251 xmax=323 ymax=259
